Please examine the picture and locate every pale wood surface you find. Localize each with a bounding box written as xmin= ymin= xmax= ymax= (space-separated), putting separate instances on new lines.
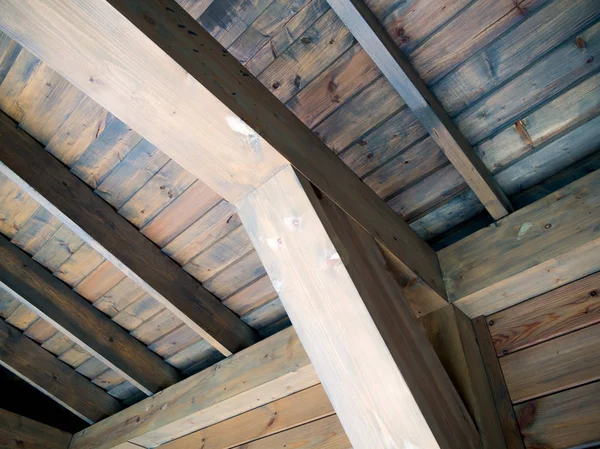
xmin=69 ymin=327 xmax=319 ymax=449
xmin=238 ymin=166 xmax=479 ymax=449
xmin=487 ymin=272 xmax=600 ymax=356
xmin=439 ymin=169 xmax=600 ymax=317
xmin=514 ymin=381 xmax=600 ymax=449
xmin=0 ymin=320 xmax=121 ymax=423
xmin=500 ymin=324 xmax=600 ymax=403
xmin=0 ymin=234 xmax=179 ymax=396
xmin=0 ymin=409 xmax=72 ymax=449
xmin=0 ymin=0 xmax=445 ymax=305
xmin=0 ymin=111 xmax=257 ymax=356
xmin=161 ymin=384 xmax=335 ymax=449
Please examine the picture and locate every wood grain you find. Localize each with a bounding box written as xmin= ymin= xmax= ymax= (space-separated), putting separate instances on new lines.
xmin=514 ymin=381 xmax=600 ymax=449
xmin=500 ymin=324 xmax=600 ymax=403
xmin=0 ymin=320 xmax=121 ymax=423
xmin=439 ymin=169 xmax=600 ymax=317
xmin=0 ymin=111 xmax=257 ymax=355
xmin=0 ymin=235 xmax=179 ymax=395
xmin=487 ymin=272 xmax=600 ymax=356
xmin=0 ymin=408 xmax=72 ymax=449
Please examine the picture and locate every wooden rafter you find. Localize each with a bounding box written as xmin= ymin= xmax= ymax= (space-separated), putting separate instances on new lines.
xmin=0 ymin=235 xmax=180 ymax=396
xmin=0 ymin=409 xmax=72 ymax=449
xmin=0 ymin=0 xmax=446 ymax=304
xmin=0 ymin=320 xmax=122 ymax=424
xmin=325 ymin=0 xmax=512 ymax=220
xmin=0 ymin=112 xmax=258 ymax=356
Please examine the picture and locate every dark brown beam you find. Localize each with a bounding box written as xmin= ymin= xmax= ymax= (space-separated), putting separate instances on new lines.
xmin=0 ymin=235 xmax=179 ymax=396
xmin=325 ymin=0 xmax=512 ymax=220
xmin=0 ymin=112 xmax=257 ymax=356
xmin=0 ymin=321 xmax=122 ymax=424
xmin=0 ymin=409 xmax=72 ymax=449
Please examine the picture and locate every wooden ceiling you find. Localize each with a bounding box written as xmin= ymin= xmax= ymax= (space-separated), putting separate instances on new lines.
xmin=0 ymin=0 xmax=598 ymax=431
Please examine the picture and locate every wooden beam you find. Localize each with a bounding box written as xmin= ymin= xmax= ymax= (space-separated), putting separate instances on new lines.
xmin=69 ymin=327 xmax=319 ymax=449
xmin=472 ymin=317 xmax=525 ymax=449
xmin=0 ymin=409 xmax=72 ymax=449
xmin=0 ymin=112 xmax=257 ymax=356
xmin=439 ymin=169 xmax=600 ymax=317
xmin=324 ymin=0 xmax=512 ymax=220
xmin=420 ymin=305 xmax=508 ymax=449
xmin=0 ymin=0 xmax=446 ymax=304
xmin=238 ymin=167 xmax=479 ymax=448
xmin=0 ymin=320 xmax=122 ymax=424
xmin=0 ymin=235 xmax=179 ymax=396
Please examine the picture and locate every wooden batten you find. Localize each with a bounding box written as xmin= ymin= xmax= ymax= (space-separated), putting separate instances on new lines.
xmin=0 ymin=112 xmax=257 ymax=356
xmin=0 ymin=320 xmax=122 ymax=424
xmin=439 ymin=169 xmax=600 ymax=317
xmin=0 ymin=235 xmax=179 ymax=395
xmin=324 ymin=0 xmax=512 ymax=220
xmin=0 ymin=409 xmax=73 ymax=449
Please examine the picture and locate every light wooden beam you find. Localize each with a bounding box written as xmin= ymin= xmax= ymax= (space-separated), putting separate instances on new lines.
xmin=238 ymin=167 xmax=479 ymax=448
xmin=0 ymin=112 xmax=257 ymax=356
xmin=0 ymin=0 xmax=446 ymax=305
xmin=439 ymin=169 xmax=600 ymax=317
xmin=0 ymin=409 xmax=72 ymax=449
xmin=69 ymin=327 xmax=318 ymax=449
xmin=0 ymin=320 xmax=122 ymax=424
xmin=0 ymin=235 xmax=179 ymax=396
xmin=325 ymin=0 xmax=512 ymax=220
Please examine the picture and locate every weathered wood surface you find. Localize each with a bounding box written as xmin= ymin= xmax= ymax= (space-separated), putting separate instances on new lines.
xmin=0 ymin=235 xmax=179 ymax=395
xmin=0 ymin=111 xmax=257 ymax=356
xmin=0 ymin=409 xmax=72 ymax=449
xmin=487 ymin=272 xmax=600 ymax=356
xmin=0 ymin=0 xmax=446 ymax=305
xmin=0 ymin=320 xmax=122 ymax=423
xmin=325 ymin=0 xmax=512 ymax=220
xmin=69 ymin=327 xmax=319 ymax=449
xmin=472 ymin=317 xmax=525 ymax=449
xmin=161 ymin=384 xmax=335 ymax=449
xmin=439 ymin=169 xmax=600 ymax=317
xmin=419 ymin=305 xmax=507 ymax=449
xmin=500 ymin=324 xmax=600 ymax=403
xmin=514 ymin=381 xmax=600 ymax=449
xmin=239 ymin=166 xmax=478 ymax=449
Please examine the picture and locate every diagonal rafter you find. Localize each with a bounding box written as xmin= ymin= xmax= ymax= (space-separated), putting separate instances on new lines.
xmin=325 ymin=0 xmax=513 ymax=220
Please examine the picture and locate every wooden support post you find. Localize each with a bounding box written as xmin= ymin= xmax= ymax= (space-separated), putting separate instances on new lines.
xmin=0 ymin=235 xmax=180 ymax=395
xmin=0 ymin=409 xmax=72 ymax=449
xmin=0 ymin=0 xmax=446 ymax=305
xmin=237 ymin=167 xmax=480 ymax=449
xmin=325 ymin=0 xmax=512 ymax=220
xmin=0 ymin=112 xmax=257 ymax=356
xmin=0 ymin=320 xmax=122 ymax=424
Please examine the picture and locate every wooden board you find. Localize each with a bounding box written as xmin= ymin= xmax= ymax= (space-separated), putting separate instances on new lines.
xmin=439 ymin=169 xmax=600 ymax=317
xmin=514 ymin=381 xmax=600 ymax=449
xmin=487 ymin=272 xmax=600 ymax=356
xmin=0 ymin=319 xmax=122 ymax=423
xmin=0 ymin=409 xmax=72 ymax=449
xmin=500 ymin=324 xmax=600 ymax=403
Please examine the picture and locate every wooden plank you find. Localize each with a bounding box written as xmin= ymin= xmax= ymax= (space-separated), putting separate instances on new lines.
xmin=0 ymin=0 xmax=446 ymax=304
xmin=0 ymin=235 xmax=180 ymax=395
xmin=0 ymin=112 xmax=257 ymax=355
xmin=161 ymin=384 xmax=335 ymax=449
xmin=69 ymin=327 xmax=319 ymax=449
xmin=500 ymin=324 xmax=600 ymax=403
xmin=325 ymin=0 xmax=512 ymax=220
xmin=238 ymin=166 xmax=478 ymax=448
xmin=439 ymin=169 xmax=600 ymax=317
xmin=0 ymin=409 xmax=72 ymax=449
xmin=0 ymin=320 xmax=122 ymax=423
xmin=472 ymin=317 xmax=525 ymax=449
xmin=420 ymin=305 xmax=507 ymax=449
xmin=514 ymin=381 xmax=600 ymax=449
xmin=487 ymin=272 xmax=600 ymax=356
